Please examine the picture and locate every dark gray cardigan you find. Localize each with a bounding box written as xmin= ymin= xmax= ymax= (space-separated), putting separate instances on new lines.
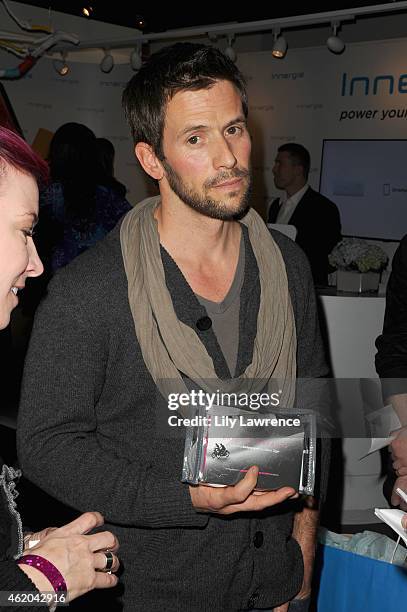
xmin=17 ymin=223 xmax=328 ymax=612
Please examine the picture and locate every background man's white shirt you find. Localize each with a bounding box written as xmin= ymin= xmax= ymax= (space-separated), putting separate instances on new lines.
xmin=276 ymin=183 xmax=309 ymax=224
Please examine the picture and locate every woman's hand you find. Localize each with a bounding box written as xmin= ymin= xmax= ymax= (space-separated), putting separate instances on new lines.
xmin=23 ymin=527 xmax=57 ymax=551
xmin=18 ymin=512 xmax=119 ymax=602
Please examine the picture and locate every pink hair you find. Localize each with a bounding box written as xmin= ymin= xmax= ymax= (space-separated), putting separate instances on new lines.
xmin=0 ymin=126 xmax=49 ymax=186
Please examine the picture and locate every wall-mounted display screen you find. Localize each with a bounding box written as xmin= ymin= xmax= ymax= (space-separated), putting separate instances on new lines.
xmin=320 ymin=139 xmax=407 ymax=240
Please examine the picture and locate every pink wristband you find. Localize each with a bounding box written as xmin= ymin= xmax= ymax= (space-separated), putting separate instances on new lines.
xmin=17 ymin=554 xmax=67 ymax=592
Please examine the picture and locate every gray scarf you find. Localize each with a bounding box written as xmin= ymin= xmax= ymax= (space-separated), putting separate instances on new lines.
xmin=120 ymin=196 xmax=296 ymax=411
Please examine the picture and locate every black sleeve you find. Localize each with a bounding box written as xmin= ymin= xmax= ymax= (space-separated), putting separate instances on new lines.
xmin=297 ymin=197 xmax=341 ymax=286
xmin=0 ymin=562 xmax=47 ymax=611
xmin=375 ymin=235 xmax=407 ymax=397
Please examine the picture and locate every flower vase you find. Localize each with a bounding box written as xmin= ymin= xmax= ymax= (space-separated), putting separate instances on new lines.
xmin=336 ymin=269 xmax=380 ymax=293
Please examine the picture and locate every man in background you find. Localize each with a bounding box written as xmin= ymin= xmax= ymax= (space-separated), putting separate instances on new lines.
xmin=268 ymin=143 xmax=341 ymax=285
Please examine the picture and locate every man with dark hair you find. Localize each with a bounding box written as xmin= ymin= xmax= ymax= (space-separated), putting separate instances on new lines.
xmin=268 ymin=142 xmax=341 ymax=285
xmin=19 ymin=43 xmax=328 ymax=611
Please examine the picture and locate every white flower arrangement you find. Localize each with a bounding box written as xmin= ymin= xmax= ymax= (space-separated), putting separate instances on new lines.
xmin=329 ymin=237 xmax=388 ymax=273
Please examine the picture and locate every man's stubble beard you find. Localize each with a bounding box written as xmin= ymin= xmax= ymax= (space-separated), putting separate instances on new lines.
xmin=161 ymin=159 xmax=252 ymax=221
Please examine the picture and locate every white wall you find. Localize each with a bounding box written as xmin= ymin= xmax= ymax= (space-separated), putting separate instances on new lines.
xmin=3 ymin=5 xmax=407 ymax=223
xmin=236 ymin=37 xmax=407 ymax=262
xmin=237 ymin=38 xmax=407 ymax=212
xmin=1 ymin=1 xmax=154 ymax=205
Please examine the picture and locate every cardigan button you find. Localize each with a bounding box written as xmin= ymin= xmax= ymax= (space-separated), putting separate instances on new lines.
xmin=196 ymin=316 xmax=212 ymax=331
xmin=247 ymin=593 xmax=259 ymax=609
xmin=253 ymin=531 xmax=264 ymax=548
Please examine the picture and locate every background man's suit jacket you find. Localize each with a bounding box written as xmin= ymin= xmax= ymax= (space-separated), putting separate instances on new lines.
xmin=268 ymin=186 xmax=341 ymax=285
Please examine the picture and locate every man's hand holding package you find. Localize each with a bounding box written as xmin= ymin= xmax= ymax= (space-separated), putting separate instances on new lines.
xmin=190 ymin=465 xmax=297 ymax=514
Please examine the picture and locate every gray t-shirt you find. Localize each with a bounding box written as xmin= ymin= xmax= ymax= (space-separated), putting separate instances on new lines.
xmin=195 ymin=234 xmax=245 ymax=376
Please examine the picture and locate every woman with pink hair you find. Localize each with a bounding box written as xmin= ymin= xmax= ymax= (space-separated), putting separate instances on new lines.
xmin=0 ymin=126 xmax=120 ymax=608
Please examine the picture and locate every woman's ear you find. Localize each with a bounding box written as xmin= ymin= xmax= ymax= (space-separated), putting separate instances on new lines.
xmin=134 ymin=143 xmax=164 ymax=181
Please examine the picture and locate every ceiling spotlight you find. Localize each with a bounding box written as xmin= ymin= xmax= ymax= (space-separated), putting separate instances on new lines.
xmin=130 ymin=45 xmax=142 ymax=71
xmin=272 ymin=29 xmax=287 ymax=59
xmin=224 ymin=35 xmax=236 ymax=62
xmin=81 ymin=5 xmax=93 ymax=18
xmin=53 ymin=52 xmax=69 ymax=76
xmin=100 ymin=50 xmax=114 ymax=73
xmin=135 ymin=15 xmax=146 ymax=29
xmin=327 ymin=22 xmax=345 ymax=54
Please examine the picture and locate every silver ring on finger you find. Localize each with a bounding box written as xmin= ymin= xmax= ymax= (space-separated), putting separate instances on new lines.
xmin=101 ymin=550 xmax=114 ymax=573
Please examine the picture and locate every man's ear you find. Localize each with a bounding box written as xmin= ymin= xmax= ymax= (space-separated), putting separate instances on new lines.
xmin=135 ymin=143 xmax=164 ymax=180
xmin=295 ymin=165 xmax=305 ymax=180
